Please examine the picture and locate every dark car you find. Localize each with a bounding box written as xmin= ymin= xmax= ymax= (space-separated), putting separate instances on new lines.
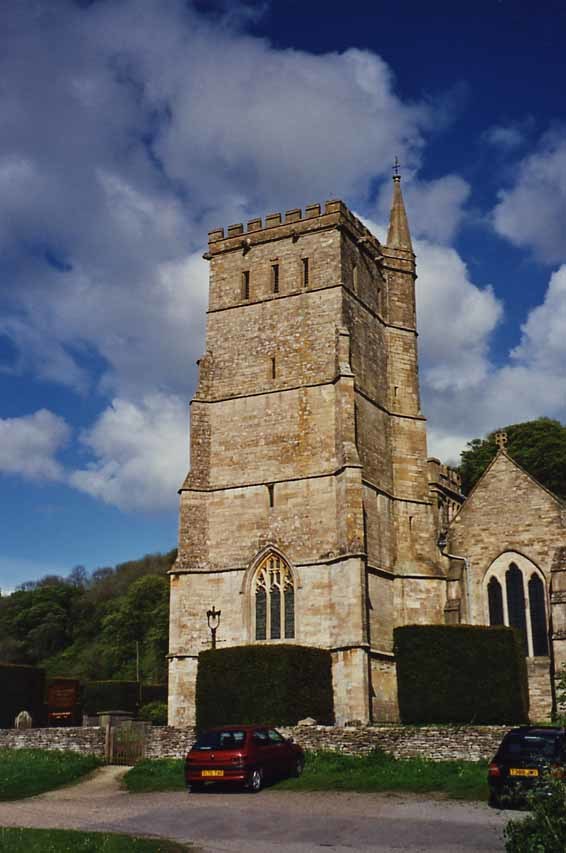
xmin=185 ymin=724 xmax=305 ymax=793
xmin=488 ymin=726 xmax=566 ymax=807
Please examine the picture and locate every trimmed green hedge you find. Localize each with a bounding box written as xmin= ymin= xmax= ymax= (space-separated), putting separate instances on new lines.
xmin=82 ymin=681 xmax=139 ymax=714
xmin=394 ymin=625 xmax=529 ymax=724
xmin=196 ymin=645 xmax=334 ymax=729
xmin=140 ymin=684 xmax=167 ymax=705
xmin=82 ymin=682 xmax=167 ymax=715
xmin=0 ymin=663 xmax=45 ymax=728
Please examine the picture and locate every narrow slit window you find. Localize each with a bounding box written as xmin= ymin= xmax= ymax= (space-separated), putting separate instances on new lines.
xmin=270 ymin=356 xmax=276 ymax=379
xmin=242 ymin=270 xmax=250 ymax=300
xmin=271 ymin=263 xmax=279 ymax=294
xmin=302 ymin=257 xmax=309 ymax=287
xmin=267 ymin=483 xmax=274 ymax=508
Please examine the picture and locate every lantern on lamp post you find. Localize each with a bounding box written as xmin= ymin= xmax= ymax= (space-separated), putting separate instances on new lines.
xmin=206 ymin=606 xmax=221 ymax=650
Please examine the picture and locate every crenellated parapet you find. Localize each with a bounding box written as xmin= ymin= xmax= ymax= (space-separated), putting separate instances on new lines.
xmin=206 ymin=199 xmax=382 ymax=260
xmin=427 ymin=457 xmax=465 ymax=530
xmin=427 ymin=458 xmax=463 ymax=494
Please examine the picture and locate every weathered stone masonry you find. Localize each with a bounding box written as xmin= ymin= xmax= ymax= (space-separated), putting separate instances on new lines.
xmin=0 ymin=725 xmax=512 ymax=764
xmin=169 ymin=186 xmax=449 ymax=727
xmin=168 ymin=178 xmax=562 ymax=727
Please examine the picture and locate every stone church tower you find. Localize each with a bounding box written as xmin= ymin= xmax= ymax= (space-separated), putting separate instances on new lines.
xmin=168 ymin=177 xmax=450 ymax=726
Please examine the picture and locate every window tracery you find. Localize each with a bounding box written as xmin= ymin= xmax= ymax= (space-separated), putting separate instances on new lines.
xmin=254 ymin=553 xmax=295 ymax=641
xmin=484 ymin=556 xmax=548 ymax=657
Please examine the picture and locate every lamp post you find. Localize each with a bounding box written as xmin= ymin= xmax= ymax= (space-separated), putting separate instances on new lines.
xmin=206 ymin=606 xmax=221 ymax=650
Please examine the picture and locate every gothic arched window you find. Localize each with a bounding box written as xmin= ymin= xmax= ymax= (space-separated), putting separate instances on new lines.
xmin=487 ymin=577 xmax=504 ymax=626
xmin=528 ymin=574 xmax=549 ymax=657
xmin=484 ymin=555 xmax=549 ymax=658
xmin=254 ymin=554 xmax=295 ymax=641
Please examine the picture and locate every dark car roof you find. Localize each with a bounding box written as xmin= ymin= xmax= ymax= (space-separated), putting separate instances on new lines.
xmin=201 ymin=724 xmax=273 ymax=731
xmin=506 ymin=726 xmax=565 ymax=737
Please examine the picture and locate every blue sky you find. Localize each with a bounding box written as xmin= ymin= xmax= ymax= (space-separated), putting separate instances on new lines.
xmin=2 ymin=0 xmax=566 ymax=590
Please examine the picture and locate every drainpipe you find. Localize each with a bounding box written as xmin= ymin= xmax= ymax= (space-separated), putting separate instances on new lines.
xmin=437 ymin=532 xmax=472 ymax=623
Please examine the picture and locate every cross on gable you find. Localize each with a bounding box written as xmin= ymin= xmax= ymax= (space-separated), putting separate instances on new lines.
xmin=494 ymin=430 xmax=508 ymax=451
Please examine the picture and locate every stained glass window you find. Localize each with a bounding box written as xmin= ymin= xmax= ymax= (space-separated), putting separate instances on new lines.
xmin=485 ymin=560 xmax=549 ymax=658
xmin=255 ymin=585 xmax=266 ymax=641
xmin=528 ymin=574 xmax=548 ymax=657
xmin=254 ymin=554 xmax=295 ymax=641
xmin=506 ymin=564 xmax=528 ymax=655
xmin=487 ymin=576 xmax=504 ymax=626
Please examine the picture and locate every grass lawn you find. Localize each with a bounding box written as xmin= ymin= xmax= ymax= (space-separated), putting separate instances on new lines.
xmin=0 ymin=828 xmax=194 ymax=852
xmin=124 ymin=750 xmax=489 ymax=801
xmin=276 ymin=750 xmax=488 ymax=800
xmin=124 ymin=759 xmax=186 ymax=793
xmin=0 ymin=749 xmax=101 ymax=800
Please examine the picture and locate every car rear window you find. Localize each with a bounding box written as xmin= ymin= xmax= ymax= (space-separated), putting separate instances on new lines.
xmin=192 ymin=730 xmax=246 ymax=750
xmin=500 ymin=733 xmax=560 ymax=760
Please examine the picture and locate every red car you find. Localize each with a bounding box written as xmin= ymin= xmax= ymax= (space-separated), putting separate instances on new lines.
xmin=185 ymin=724 xmax=305 ymax=793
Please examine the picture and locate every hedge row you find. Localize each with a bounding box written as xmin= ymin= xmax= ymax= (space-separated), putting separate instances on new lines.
xmin=0 ymin=663 xmax=46 ymax=728
xmin=0 ymin=666 xmax=168 ymax=726
xmin=81 ymin=681 xmax=167 ymax=714
xmin=196 ymin=644 xmax=334 ymax=729
xmin=394 ymin=624 xmax=529 ymax=724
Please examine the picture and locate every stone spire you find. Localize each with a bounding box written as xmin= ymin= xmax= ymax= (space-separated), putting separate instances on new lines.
xmin=386 ymin=170 xmax=413 ymax=253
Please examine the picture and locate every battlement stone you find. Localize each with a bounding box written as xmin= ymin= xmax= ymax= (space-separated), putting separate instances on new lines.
xmin=206 ymin=199 xmax=382 ymax=257
xmin=427 ymin=457 xmax=462 ymax=494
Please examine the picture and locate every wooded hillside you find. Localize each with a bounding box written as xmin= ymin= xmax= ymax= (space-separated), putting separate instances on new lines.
xmin=0 ymin=550 xmax=176 ymax=684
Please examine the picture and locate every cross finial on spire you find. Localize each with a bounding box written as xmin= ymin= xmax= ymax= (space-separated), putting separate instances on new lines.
xmin=495 ymin=430 xmax=508 ymax=452
xmin=393 ymin=156 xmax=401 ymax=181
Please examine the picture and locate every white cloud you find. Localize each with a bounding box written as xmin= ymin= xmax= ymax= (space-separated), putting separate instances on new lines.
xmin=483 ymin=122 xmax=530 ymax=151
xmin=0 ymin=410 xmax=70 ymax=480
xmin=69 ymin=394 xmax=188 ymax=511
xmin=416 ymin=263 xmax=566 ymax=460
xmin=415 ymin=239 xmax=503 ymax=391
xmin=492 ymin=130 xmax=566 ymax=263
xmin=511 ymin=265 xmax=566 ymax=370
xmin=426 ymin=428 xmax=473 ymax=467
xmin=0 ymin=1 xmax=441 ymax=509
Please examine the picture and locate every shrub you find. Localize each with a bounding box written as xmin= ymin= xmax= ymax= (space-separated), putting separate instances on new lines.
xmin=196 ymin=644 xmax=334 ymax=729
xmin=394 ymin=625 xmax=529 ymax=724
xmin=0 ymin=663 xmax=45 ymax=728
xmin=138 ymin=701 xmax=168 ymax=725
xmin=504 ymin=778 xmax=566 ymax=852
xmin=141 ymin=684 xmax=167 ymax=705
xmin=82 ymin=680 xmax=139 ymax=714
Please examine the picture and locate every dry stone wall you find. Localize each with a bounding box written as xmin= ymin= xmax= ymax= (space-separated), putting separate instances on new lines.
xmin=0 ymin=726 xmax=106 ymax=756
xmin=0 ymin=725 xmax=511 ymax=763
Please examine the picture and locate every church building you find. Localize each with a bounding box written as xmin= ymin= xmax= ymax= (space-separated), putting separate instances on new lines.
xmin=168 ymin=177 xmax=565 ymax=726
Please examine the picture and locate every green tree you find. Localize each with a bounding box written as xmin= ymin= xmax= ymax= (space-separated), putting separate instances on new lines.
xmin=0 ymin=549 xmax=175 ymax=683
xmin=459 ymin=418 xmax=566 ymax=498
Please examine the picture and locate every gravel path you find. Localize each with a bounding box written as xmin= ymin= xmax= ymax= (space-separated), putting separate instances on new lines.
xmin=0 ymin=766 xmax=512 ymax=852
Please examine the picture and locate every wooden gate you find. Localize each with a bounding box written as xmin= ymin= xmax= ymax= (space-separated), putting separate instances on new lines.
xmin=106 ymin=721 xmax=147 ymax=765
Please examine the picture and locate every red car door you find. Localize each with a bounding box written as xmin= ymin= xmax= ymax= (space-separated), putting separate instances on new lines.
xmin=267 ymin=728 xmax=290 ymax=776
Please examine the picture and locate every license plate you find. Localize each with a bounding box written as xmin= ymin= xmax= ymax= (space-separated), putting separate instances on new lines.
xmin=509 ymin=768 xmax=539 ymax=777
xmin=201 ymin=769 xmax=224 ymax=777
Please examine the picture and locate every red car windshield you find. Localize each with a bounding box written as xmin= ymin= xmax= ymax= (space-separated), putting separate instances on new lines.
xmin=193 ymin=730 xmax=247 ymax=750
